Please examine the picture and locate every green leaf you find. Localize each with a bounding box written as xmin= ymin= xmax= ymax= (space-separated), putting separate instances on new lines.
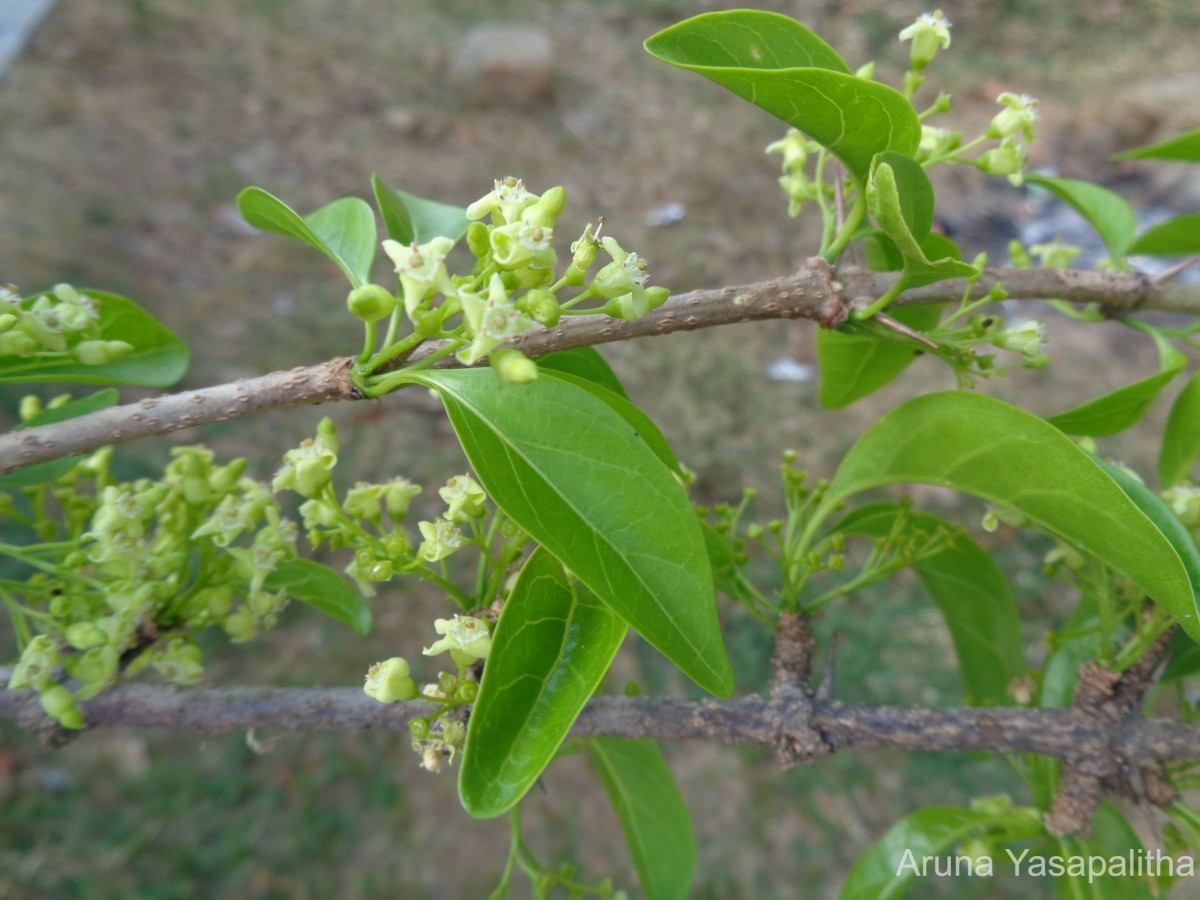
xmin=822 ymin=392 xmax=1200 ymax=642
xmin=408 ymin=369 xmax=733 ymax=697
xmin=1025 ymin=175 xmax=1137 ymax=265
xmin=817 ymin=305 xmax=941 ymax=409
xmin=540 ymin=370 xmax=681 ymax=476
xmin=645 ymin=11 xmax=920 ymax=177
xmin=1112 ymin=128 xmax=1200 ymax=163
xmin=1095 ymin=458 xmax=1200 ymax=607
xmin=263 ymin=559 xmax=371 ymax=635
xmin=868 ymin=151 xmax=934 ymax=260
xmin=0 ymin=290 xmax=188 ymax=387
xmin=1160 ymin=370 xmax=1200 ymax=489
xmin=1046 ymin=337 xmax=1186 ymax=436
xmin=371 ymin=174 xmax=469 ymax=245
xmin=460 ymin=548 xmax=626 ymax=819
xmin=1128 ymin=213 xmax=1200 ymax=256
xmin=1162 ymin=629 xmax=1200 ymax=683
xmin=586 ymin=738 xmax=696 ymax=900
xmin=839 ymin=805 xmax=1042 ymax=899
xmin=237 ymin=188 xmax=376 ymax=287
xmin=0 ymin=390 xmax=120 ymax=487
xmin=1055 ymin=829 xmax=1155 ymax=899
xmin=538 ymin=347 xmax=628 ymax=398
xmin=830 ymin=502 xmax=1024 ymax=705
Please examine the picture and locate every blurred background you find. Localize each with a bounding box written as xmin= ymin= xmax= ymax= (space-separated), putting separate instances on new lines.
xmin=1 ymin=1 xmax=1199 ymax=897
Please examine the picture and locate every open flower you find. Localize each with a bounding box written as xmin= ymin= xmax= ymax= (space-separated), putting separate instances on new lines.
xmin=899 ymin=10 xmax=951 ymax=71
xmin=465 ymin=176 xmax=539 ymax=224
xmin=382 ymin=236 xmax=457 ymax=318
xmin=456 ymin=274 xmax=532 ymax=365
xmin=422 ymin=614 xmax=492 ymax=665
xmin=417 ymin=517 xmax=465 ymax=563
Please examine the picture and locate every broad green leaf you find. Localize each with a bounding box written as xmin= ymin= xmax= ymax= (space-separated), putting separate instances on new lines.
xmin=1055 ymin=828 xmax=1155 ymax=900
xmin=868 ymin=151 xmax=934 ymax=261
xmin=1096 ymin=458 xmax=1200 ymax=605
xmin=540 ymin=370 xmax=681 ymax=476
xmin=237 ymin=188 xmax=376 ymax=287
xmin=586 ymin=738 xmax=696 ymax=900
xmin=1160 ymin=370 xmax=1200 ymax=488
xmin=839 ymin=805 xmax=1043 ymax=899
xmin=263 ymin=558 xmax=371 ymax=635
xmin=830 ymin=502 xmax=1024 ymax=705
xmin=0 ymin=291 xmax=188 ymax=387
xmin=538 ymin=347 xmax=628 ymax=398
xmin=1046 ymin=338 xmax=1186 ymax=436
xmin=823 ymin=392 xmax=1200 ymax=642
xmin=645 ymin=11 xmax=920 ymax=177
xmin=1112 ymin=128 xmax=1200 ymax=163
xmin=817 ymin=305 xmax=941 ymax=409
xmin=0 ymin=389 xmax=119 ymax=487
xmin=408 ymin=369 xmax=733 ymax=697
xmin=460 ymin=548 xmax=626 ymax=818
xmin=1128 ymin=213 xmax=1200 ymax=256
xmin=371 ymin=174 xmax=469 ymax=245
xmin=1025 ymin=175 xmax=1137 ymax=265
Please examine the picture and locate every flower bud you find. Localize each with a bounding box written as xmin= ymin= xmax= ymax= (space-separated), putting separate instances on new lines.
xmin=517 ymin=289 xmax=560 ymax=327
xmin=987 ymin=92 xmax=1039 ymax=143
xmin=18 ymin=394 xmax=41 ymax=422
xmin=521 ymin=185 xmax=567 ymax=228
xmin=0 ymin=331 xmax=39 ymax=356
xmin=347 ymin=284 xmax=396 ymax=323
xmin=65 ymin=622 xmax=108 ymax=650
xmin=39 ymin=684 xmax=85 ymax=730
xmin=383 ymin=477 xmax=422 ymax=522
xmin=466 ymin=221 xmax=491 ymax=258
xmin=9 ymin=635 xmax=59 ymax=690
xmin=73 ymin=340 xmax=134 ymax=365
xmin=364 ymin=657 xmax=419 ymax=703
xmin=490 ymin=348 xmax=538 ymax=384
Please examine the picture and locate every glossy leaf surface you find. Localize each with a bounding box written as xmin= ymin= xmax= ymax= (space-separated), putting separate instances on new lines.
xmin=1046 ymin=339 xmax=1186 ymax=436
xmin=645 ymin=11 xmax=920 ymax=176
xmin=1112 ymin=128 xmax=1200 ymax=162
xmin=538 ymin=347 xmax=628 ymax=398
xmin=371 ymin=174 xmax=469 ymax=245
xmin=263 ymin=559 xmax=371 ymax=635
xmin=824 ymin=392 xmax=1199 ymax=641
xmin=1128 ymin=213 xmax=1200 ymax=256
xmin=839 ymin=805 xmax=1042 ymax=899
xmin=817 ymin=305 xmax=941 ymax=409
xmin=409 ymin=369 xmax=733 ymax=696
xmin=460 ymin=548 xmax=626 ymax=818
xmin=587 ymin=738 xmax=696 ymax=900
xmin=1025 ymin=175 xmax=1137 ymax=264
xmin=1160 ymin=370 xmax=1200 ymax=489
xmin=0 ymin=291 xmax=188 ymax=387
xmin=237 ymin=188 xmax=376 ymax=287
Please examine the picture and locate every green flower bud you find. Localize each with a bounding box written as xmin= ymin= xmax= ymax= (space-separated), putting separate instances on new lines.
xmin=438 ymin=672 xmax=458 ymax=695
xmin=1030 ymin=241 xmax=1081 ymax=270
xmin=987 ymin=92 xmax=1039 ymax=142
xmin=346 ymin=284 xmax=396 ymax=323
xmin=70 ymin=646 xmax=119 ymax=689
xmin=39 ymin=685 xmax=85 ymax=730
xmin=0 ymin=313 xmax=17 ymax=332
xmin=18 ymin=394 xmax=41 ymax=421
xmin=645 ymin=286 xmax=669 ymax=312
xmin=65 ymin=622 xmax=108 ymax=650
xmin=383 ymin=477 xmax=421 ymax=522
xmin=409 ymin=718 xmax=430 ymax=740
xmin=490 ymin=348 xmax=538 ymax=384
xmin=152 ymin=638 xmax=203 ymax=685
xmin=0 ymin=330 xmax=38 ymax=356
xmin=344 ymin=482 xmax=386 ymax=524
xmin=521 ymin=185 xmax=567 ymax=228
xmin=224 ymin=607 xmax=258 ymax=642
xmin=73 ymin=340 xmax=133 ymax=365
xmin=364 ymin=657 xmax=419 ymax=703
xmin=466 ymin=221 xmax=491 ymax=258
xmin=975 ymin=140 xmax=1027 ymax=186
xmin=517 ymin=288 xmax=560 ymax=327
xmin=455 ymin=680 xmax=479 ymax=703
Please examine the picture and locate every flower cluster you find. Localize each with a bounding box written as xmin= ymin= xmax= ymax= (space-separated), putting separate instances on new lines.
xmin=355 ymin=177 xmax=667 ymax=392
xmin=4 ymin=438 xmax=300 ymax=728
xmin=0 ymin=283 xmax=132 ymax=365
xmin=766 ymin=129 xmax=826 ymax=218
